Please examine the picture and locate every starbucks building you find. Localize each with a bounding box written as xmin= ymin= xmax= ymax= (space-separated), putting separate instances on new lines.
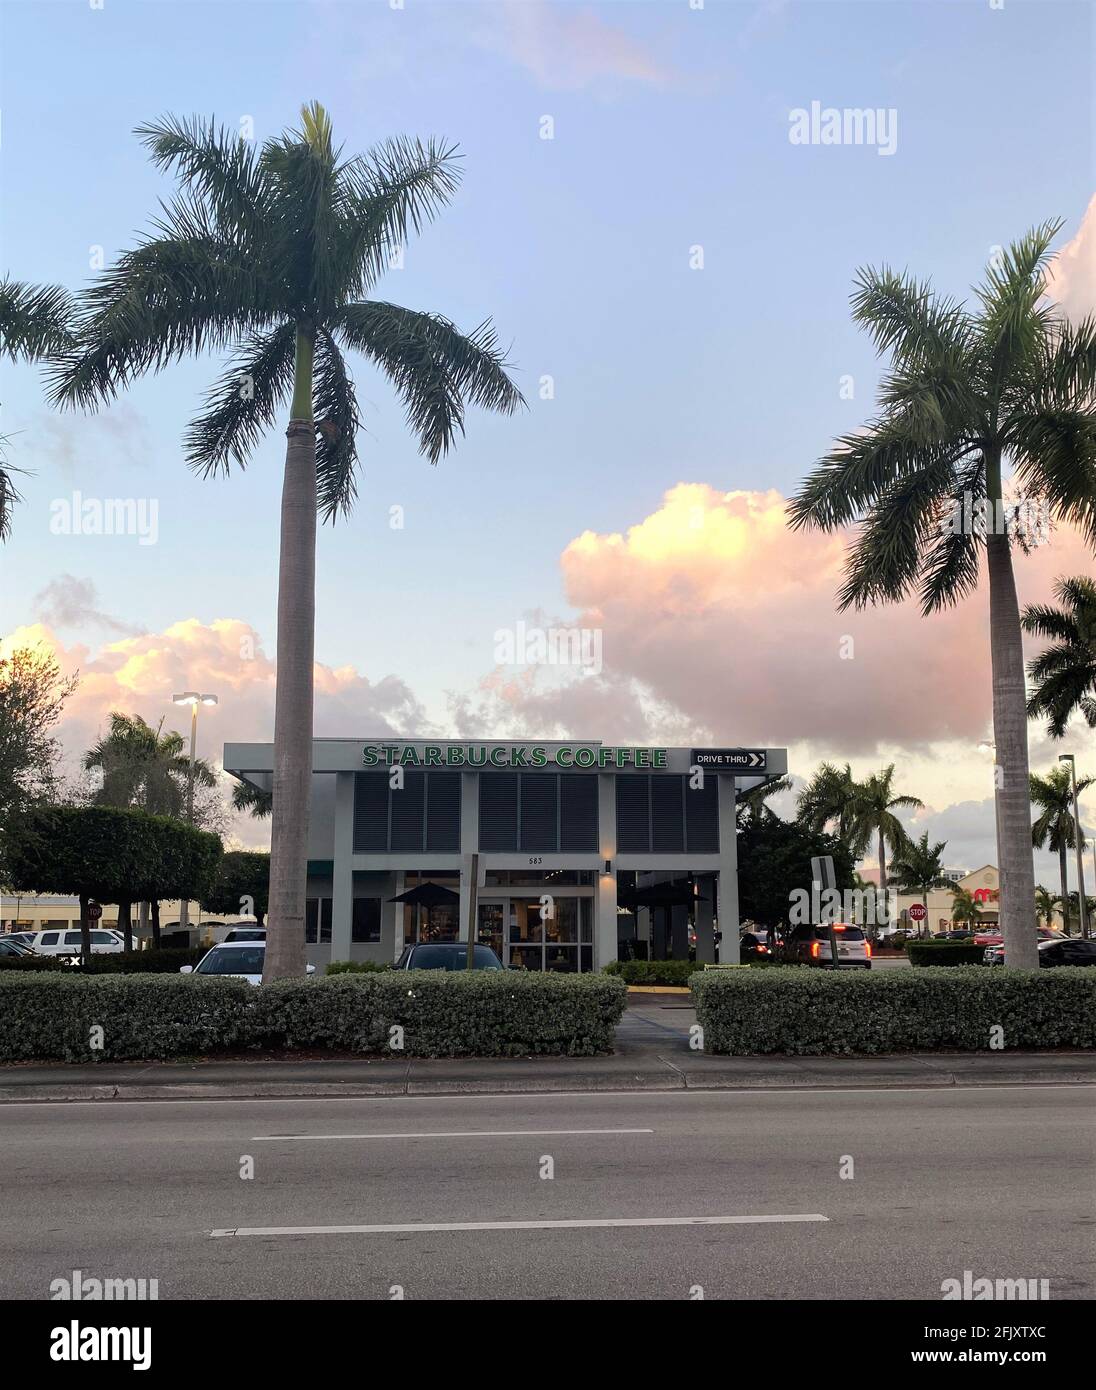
xmin=223 ymin=740 xmax=788 ymax=972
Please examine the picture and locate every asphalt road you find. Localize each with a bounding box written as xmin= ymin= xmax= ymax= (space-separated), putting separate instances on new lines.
xmin=3 ymin=1086 xmax=1094 ymax=1300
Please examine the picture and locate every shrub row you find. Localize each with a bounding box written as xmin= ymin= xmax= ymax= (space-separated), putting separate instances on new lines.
xmin=0 ymin=970 xmax=628 ymax=1062
xmin=690 ymin=965 xmax=1096 ymax=1055
xmin=326 ymin=959 xmax=393 ymax=974
xmin=907 ymin=941 xmax=986 ymax=967
xmin=602 ymin=959 xmax=698 ymax=986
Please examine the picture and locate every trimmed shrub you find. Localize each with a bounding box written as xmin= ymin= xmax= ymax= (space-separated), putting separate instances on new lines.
xmin=79 ymin=948 xmax=206 ymax=974
xmin=907 ymin=940 xmax=986 ymax=967
xmin=326 ymin=960 xmax=393 ymax=975
xmin=0 ymin=954 xmax=70 ymax=972
xmin=603 ymin=960 xmax=698 ymax=987
xmin=0 ymin=973 xmax=256 ymax=1062
xmin=253 ymin=971 xmax=628 ymax=1057
xmin=691 ymin=965 xmax=1096 ymax=1055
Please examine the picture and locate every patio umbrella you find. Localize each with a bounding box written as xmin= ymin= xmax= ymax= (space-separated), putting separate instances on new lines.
xmin=388 ymin=882 xmax=460 ymax=942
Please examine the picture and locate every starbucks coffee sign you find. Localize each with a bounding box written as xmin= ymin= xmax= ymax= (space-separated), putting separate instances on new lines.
xmin=362 ymin=743 xmax=668 ymax=770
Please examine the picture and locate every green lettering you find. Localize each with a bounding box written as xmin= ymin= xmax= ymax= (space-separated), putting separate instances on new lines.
xmin=530 ymin=746 xmax=548 ymax=767
xmin=362 ymin=745 xmax=380 ymax=767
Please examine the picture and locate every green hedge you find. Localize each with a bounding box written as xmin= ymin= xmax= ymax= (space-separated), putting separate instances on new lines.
xmin=326 ymin=959 xmax=393 ymax=974
xmin=690 ymin=965 xmax=1096 ymax=1054
xmin=0 ymin=954 xmax=71 ymax=972
xmin=254 ymin=971 xmax=628 ymax=1057
xmin=0 ymin=970 xmax=628 ymax=1061
xmin=0 ymin=973 xmax=256 ymax=1061
xmin=603 ymin=960 xmax=698 ymax=986
xmin=907 ymin=941 xmax=986 ymax=967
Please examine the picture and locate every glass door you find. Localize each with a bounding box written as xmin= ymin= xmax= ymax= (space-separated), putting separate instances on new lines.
xmin=476 ymin=900 xmax=505 ymax=962
xmin=507 ymin=896 xmax=592 ymax=972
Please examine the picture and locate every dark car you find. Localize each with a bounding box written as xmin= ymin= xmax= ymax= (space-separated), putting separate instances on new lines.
xmin=984 ymin=937 xmax=1096 ymax=967
xmin=0 ymin=937 xmax=34 ymax=957
xmin=739 ymin=931 xmax=773 ymax=963
xmin=395 ymin=943 xmax=504 ymax=971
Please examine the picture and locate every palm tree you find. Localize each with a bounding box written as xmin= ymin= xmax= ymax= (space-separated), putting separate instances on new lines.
xmin=949 ymin=886 xmax=982 ymax=931
xmin=0 ymin=279 xmax=75 ymax=540
xmin=231 ymin=781 xmax=272 ymax=820
xmin=737 ymin=774 xmax=792 ymax=824
xmin=1034 ymin=884 xmax=1062 ymax=930
xmin=789 ymin=223 xmax=1096 ymax=968
xmin=888 ymin=830 xmax=952 ymax=937
xmin=1023 ymin=575 xmax=1096 ymax=737
xmin=796 ymin=762 xmax=859 ymax=841
xmin=84 ymin=712 xmax=217 ymax=947
xmin=845 ymin=765 xmax=922 ymax=935
xmin=48 ymin=105 xmax=524 ymax=980
xmin=1030 ymin=764 xmax=1093 ymax=932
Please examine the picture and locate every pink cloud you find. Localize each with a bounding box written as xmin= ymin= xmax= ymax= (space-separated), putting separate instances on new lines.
xmin=1046 ymin=194 xmax=1096 ymax=323
xmin=495 ymin=1 xmax=674 ymax=90
xmin=482 ymin=483 xmax=1095 ymax=752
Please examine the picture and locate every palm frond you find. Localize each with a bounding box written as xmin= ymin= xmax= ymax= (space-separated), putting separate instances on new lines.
xmin=0 ymin=279 xmax=76 ymax=361
xmin=336 ymin=136 xmax=463 ymax=298
xmin=313 ymin=329 xmax=363 ymax=521
xmin=851 ymin=265 xmax=974 ymax=367
xmin=135 ymin=115 xmax=266 ymax=240
xmin=1008 ymin=408 xmax=1096 ymax=546
xmin=335 ymin=300 xmax=524 ymax=462
xmin=184 ymin=322 xmax=297 ymax=474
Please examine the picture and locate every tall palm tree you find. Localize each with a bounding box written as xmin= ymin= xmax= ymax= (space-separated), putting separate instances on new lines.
xmin=790 ymin=223 xmax=1096 ymax=968
xmin=84 ymin=712 xmax=217 ymax=948
xmin=796 ymin=761 xmax=859 ymax=841
xmin=1034 ymin=883 xmax=1062 ymax=930
xmin=48 ymin=105 xmax=524 ymax=980
xmin=888 ymin=830 xmax=952 ymax=937
xmin=0 ymin=279 xmax=75 ymax=540
xmin=1030 ymin=763 xmax=1093 ymax=931
xmin=845 ymin=765 xmax=922 ymax=934
xmin=1023 ymin=575 xmax=1096 ymax=737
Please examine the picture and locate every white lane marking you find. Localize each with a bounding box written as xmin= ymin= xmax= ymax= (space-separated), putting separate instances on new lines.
xmin=3 ymin=1083 xmax=1094 ymax=1109
xmin=210 ymin=1213 xmax=830 ymax=1238
xmin=250 ymin=1127 xmax=654 ymax=1141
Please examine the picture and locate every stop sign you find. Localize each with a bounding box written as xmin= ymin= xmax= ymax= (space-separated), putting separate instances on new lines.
xmin=909 ymin=903 xmax=927 ymax=922
xmin=87 ymin=903 xmax=102 ymax=921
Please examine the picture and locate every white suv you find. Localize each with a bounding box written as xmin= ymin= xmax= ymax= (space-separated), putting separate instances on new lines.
xmin=25 ymin=928 xmax=125 ymax=958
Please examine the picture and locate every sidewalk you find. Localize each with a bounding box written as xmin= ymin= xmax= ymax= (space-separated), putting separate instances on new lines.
xmin=2 ymin=997 xmax=1094 ymax=1101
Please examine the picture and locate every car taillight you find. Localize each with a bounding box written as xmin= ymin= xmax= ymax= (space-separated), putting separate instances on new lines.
xmin=864 ymin=942 xmax=872 ymax=959
xmin=811 ymin=941 xmax=820 ymax=958
xmin=758 ymin=945 xmax=770 ymax=954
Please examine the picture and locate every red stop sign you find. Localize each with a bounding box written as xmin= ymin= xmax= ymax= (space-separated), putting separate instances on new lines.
xmin=909 ymin=903 xmax=927 ymax=922
xmin=87 ymin=903 xmax=102 ymax=921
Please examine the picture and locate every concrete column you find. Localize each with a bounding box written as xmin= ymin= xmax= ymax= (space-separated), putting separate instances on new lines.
xmin=596 ymin=772 xmax=618 ymax=968
xmin=390 ymin=870 xmax=405 ymax=961
xmin=694 ymin=876 xmax=716 ymax=964
xmin=717 ymin=773 xmax=740 ymax=964
xmin=331 ymin=772 xmax=355 ymax=964
xmin=458 ymin=772 xmax=479 ymax=943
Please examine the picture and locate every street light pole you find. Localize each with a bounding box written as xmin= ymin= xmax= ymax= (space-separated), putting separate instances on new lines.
xmin=171 ymin=692 xmax=219 ymax=937
xmin=1059 ymin=754 xmax=1089 ymax=939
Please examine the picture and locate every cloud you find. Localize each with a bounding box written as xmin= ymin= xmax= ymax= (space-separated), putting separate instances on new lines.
xmin=30 ymin=404 xmax=153 ymax=477
xmin=1046 ymin=194 xmax=1096 ymax=323
xmin=474 ymin=483 xmax=1096 ymax=768
xmin=490 ymin=0 xmax=675 ymax=91
xmin=33 ymin=575 xmax=144 ymax=637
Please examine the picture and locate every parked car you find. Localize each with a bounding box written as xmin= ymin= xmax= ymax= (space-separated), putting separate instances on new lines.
xmin=3 ymin=932 xmax=38 ymax=947
xmin=984 ymin=937 xmax=1096 ymax=967
xmin=780 ymin=923 xmax=871 ymax=969
xmin=0 ymin=937 xmax=35 ymax=957
xmin=932 ymin=929 xmax=975 ymax=941
xmin=181 ymin=940 xmax=316 ymax=985
xmin=23 ymin=928 xmax=125 ymax=958
xmin=977 ymin=925 xmax=1063 ymax=949
xmin=223 ymin=925 xmax=266 ymax=942
xmin=395 ymin=943 xmax=504 ymax=971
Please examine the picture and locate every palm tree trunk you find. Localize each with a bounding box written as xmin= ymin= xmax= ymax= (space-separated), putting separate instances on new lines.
xmin=79 ymin=894 xmax=91 ymax=967
xmin=1059 ymin=841 xmax=1070 ymax=934
xmin=921 ymin=891 xmax=928 ymax=940
xmin=264 ymin=327 xmax=315 ymax=983
xmin=877 ymin=830 xmax=887 ymax=943
xmin=986 ymin=520 xmax=1038 ymax=967
xmin=118 ymin=899 xmax=132 ymax=953
xmin=150 ymin=899 xmax=160 ymax=949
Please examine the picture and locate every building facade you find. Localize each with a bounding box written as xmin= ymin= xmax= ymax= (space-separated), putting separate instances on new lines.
xmin=224 ymin=739 xmax=788 ymax=971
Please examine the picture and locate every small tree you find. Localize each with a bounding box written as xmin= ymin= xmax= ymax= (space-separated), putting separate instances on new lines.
xmin=140 ymin=816 xmax=223 ymax=946
xmin=737 ymin=817 xmax=855 ymax=945
xmin=202 ymin=850 xmax=270 ymax=925
xmin=888 ymin=831 xmax=953 ymax=938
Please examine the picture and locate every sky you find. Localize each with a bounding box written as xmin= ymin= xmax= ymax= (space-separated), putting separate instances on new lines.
xmin=1 ymin=0 xmax=1095 ymax=877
